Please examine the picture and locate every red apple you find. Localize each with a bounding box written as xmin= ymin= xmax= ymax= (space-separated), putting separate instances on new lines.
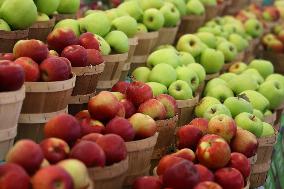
xmin=44 ymin=114 xmax=81 ymax=145
xmin=40 ymin=138 xmax=70 ymax=164
xmin=70 ymin=140 xmax=106 ymax=167
xmin=156 ymin=155 xmax=185 ymax=176
xmin=13 ymin=39 xmax=49 ymax=63
xmin=32 ymin=166 xmax=73 ymax=189
xmin=14 ymin=57 xmax=40 ymax=82
xmin=214 ymin=168 xmax=244 ymax=189
xmin=111 ymin=92 xmax=126 ymax=101
xmin=133 ymin=176 xmax=163 ymax=189
xmin=6 ymin=139 xmax=44 ymax=174
xmin=75 ymin=110 xmax=91 ymax=121
xmin=88 ymin=91 xmax=121 ymax=122
xmin=80 ymin=118 xmax=105 ymax=136
xmin=116 ymin=102 xmax=126 ymax=117
xmin=105 ymin=117 xmax=135 ymax=142
xmin=0 ymin=53 xmax=15 ymax=61
xmin=120 ymin=99 xmax=136 ymax=118
xmin=194 ymin=181 xmax=222 ymax=189
xmin=0 ymin=61 xmax=25 ymax=92
xmin=48 ymin=50 xmax=59 ymax=57
xmin=96 ymin=134 xmax=127 ymax=165
xmin=228 ymin=152 xmax=251 ymax=179
xmin=61 ymin=45 xmax=88 ymax=67
xmin=190 ymin=118 xmax=209 ymax=135
xmin=40 ymin=57 xmax=71 ymax=81
xmin=111 ymin=81 xmax=130 ymax=94
xmin=40 ymin=159 xmax=50 ymax=168
xmin=230 ymin=128 xmax=258 ymax=158
xmin=177 ymin=125 xmax=203 ymax=150
xmin=172 ymin=148 xmax=196 ymax=162
xmin=80 ymin=133 xmax=103 ymax=142
xmin=156 ymin=94 xmax=178 ymax=119
xmin=126 ymin=81 xmax=153 ymax=107
xmin=266 ymin=39 xmax=284 ymax=53
xmin=0 ymin=163 xmax=30 ymax=189
xmin=194 ymin=164 xmax=214 ymax=182
xmin=47 ymin=28 xmax=78 ymax=53
xmin=196 ymin=134 xmax=231 ymax=169
xmin=128 ymin=113 xmax=157 ymax=139
xmin=79 ymin=32 xmax=100 ymax=50
xmin=86 ymin=49 xmax=103 ymax=65
xmin=138 ymin=99 xmax=167 ymax=120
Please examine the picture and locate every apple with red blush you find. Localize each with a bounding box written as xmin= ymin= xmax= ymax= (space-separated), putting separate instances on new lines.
xmin=116 ymin=102 xmax=126 ymax=118
xmin=120 ymin=99 xmax=136 ymax=118
xmin=79 ymin=32 xmax=100 ymax=50
xmin=138 ymin=99 xmax=167 ymax=120
xmin=80 ymin=118 xmax=105 ymax=136
xmin=228 ymin=152 xmax=251 ymax=179
xmin=177 ymin=125 xmax=203 ymax=150
xmin=86 ymin=49 xmax=103 ymax=65
xmin=156 ymin=94 xmax=178 ymax=119
xmin=172 ymin=148 xmax=196 ymax=162
xmin=111 ymin=81 xmax=130 ymax=94
xmin=133 ymin=176 xmax=163 ymax=189
xmin=194 ymin=164 xmax=214 ymax=182
xmin=61 ymin=45 xmax=88 ymax=67
xmin=126 ymin=81 xmax=153 ymax=107
xmin=75 ymin=110 xmax=91 ymax=121
xmin=156 ymin=155 xmax=185 ymax=176
xmin=14 ymin=57 xmax=40 ymax=82
xmin=194 ymin=181 xmax=222 ymax=189
xmin=0 ymin=53 xmax=15 ymax=61
xmin=48 ymin=50 xmax=59 ymax=57
xmin=190 ymin=118 xmax=209 ymax=135
xmin=214 ymin=167 xmax=244 ymax=189
xmin=80 ymin=133 xmax=103 ymax=142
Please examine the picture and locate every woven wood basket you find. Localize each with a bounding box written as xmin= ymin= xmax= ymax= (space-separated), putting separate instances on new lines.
xmin=264 ymin=112 xmax=277 ymax=126
xmin=222 ymin=52 xmax=246 ymax=72
xmin=54 ymin=13 xmax=76 ymax=23
xmin=176 ymin=96 xmax=199 ymax=127
xmin=154 ymin=26 xmax=179 ymax=49
xmin=261 ymin=51 xmax=284 ymax=75
xmin=204 ymin=5 xmax=218 ymax=22
xmin=0 ymin=30 xmax=29 ymax=53
xmin=176 ymin=15 xmax=205 ymax=39
xmin=28 ymin=18 xmax=55 ymax=42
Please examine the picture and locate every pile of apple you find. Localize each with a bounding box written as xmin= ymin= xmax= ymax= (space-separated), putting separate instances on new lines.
xmin=262 ymin=24 xmax=284 ymax=53
xmin=0 ymin=0 xmax=79 ymax=31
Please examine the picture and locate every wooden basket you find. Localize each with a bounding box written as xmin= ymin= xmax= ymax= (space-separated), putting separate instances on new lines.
xmin=69 ymin=63 xmax=105 ymax=115
xmin=0 ymin=30 xmax=29 ymax=53
xmin=120 ymin=38 xmax=138 ymax=81
xmin=17 ymin=74 xmax=76 ymax=142
xmin=130 ymin=32 xmax=159 ymax=74
xmin=261 ymin=51 xmax=284 ymax=74
xmin=28 ymin=18 xmax=55 ymax=42
xmin=222 ymin=52 xmax=245 ymax=73
xmin=154 ymin=26 xmax=179 ymax=49
xmin=264 ymin=112 xmax=277 ymax=126
xmin=204 ymin=5 xmax=218 ymax=22
xmin=88 ymin=158 xmax=128 ymax=189
xmin=217 ymin=3 xmax=226 ymax=16
xmin=224 ymin=0 xmax=249 ymax=15
xmin=250 ymin=160 xmax=272 ymax=188
xmin=176 ymin=15 xmax=205 ymax=39
xmin=96 ymin=53 xmax=128 ymax=92
xmin=54 ymin=13 xmax=76 ymax=23
xmin=87 ymin=178 xmax=94 ymax=189
xmin=176 ymin=96 xmax=199 ymax=127
xmin=195 ymin=82 xmax=205 ymax=100
xmin=0 ymin=86 xmax=25 ymax=160
xmin=124 ymin=133 xmax=159 ymax=186
xmin=205 ymin=72 xmax=220 ymax=82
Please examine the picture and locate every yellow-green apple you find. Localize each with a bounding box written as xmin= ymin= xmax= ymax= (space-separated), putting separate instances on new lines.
xmin=214 ymin=168 xmax=244 ymax=189
xmin=196 ymin=32 xmax=217 ymax=49
xmin=146 ymin=82 xmax=168 ymax=96
xmin=54 ymin=19 xmax=80 ymax=36
xmin=261 ymin=122 xmax=275 ymax=137
xmin=138 ymin=99 xmax=167 ymax=120
xmin=126 ymin=81 xmax=153 ymax=107
xmin=235 ymin=112 xmax=263 ymax=137
xmin=249 ymin=59 xmax=274 ymax=79
xmin=176 ymin=66 xmax=200 ymax=92
xmin=165 ymin=0 xmax=186 ymax=16
xmin=224 ymin=96 xmax=253 ymax=117
xmin=230 ymin=128 xmax=258 ymax=158
xmin=35 ymin=0 xmax=60 ymax=15
xmin=195 ymin=97 xmax=221 ymax=117
xmin=88 ymin=91 xmax=120 ymax=122
xmin=244 ymin=18 xmax=263 ymax=38
xmin=194 ymin=165 xmax=214 ymax=182
xmin=48 ymin=50 xmax=59 ymax=57
xmin=204 ymin=78 xmax=228 ymax=95
xmin=86 ymin=49 xmax=103 ymax=65
xmin=40 ymin=138 xmax=70 ymax=164
xmin=253 ymin=109 xmax=264 ymax=120
xmin=177 ymin=124 xmax=203 ymax=150
xmin=219 ymin=73 xmax=237 ymax=83
xmin=57 ymin=0 xmax=80 ymax=14
xmin=47 ymin=28 xmax=79 ymax=53
xmin=40 ymin=57 xmax=72 ymax=81
xmin=190 ymin=118 xmax=209 ymax=135
xmin=206 ymin=85 xmax=234 ymax=103
xmin=137 ymin=23 xmax=148 ymax=33
xmin=105 ymin=9 xmax=119 ymax=21
xmin=228 ymin=74 xmax=258 ymax=94
xmin=160 ymin=2 xmax=180 ymax=27
xmin=266 ymin=73 xmax=284 ymax=86
xmin=186 ymin=0 xmax=205 ymax=15
xmin=240 ymin=90 xmax=270 ymax=113
xmin=111 ymin=15 xmax=138 ymax=38
xmin=81 ymin=133 xmax=103 ymax=143
xmin=138 ymin=0 xmax=164 ymax=10
xmin=241 ymin=68 xmax=264 ymax=86
xmin=155 ymin=44 xmax=176 ymax=51
xmin=70 ymin=140 xmax=106 ymax=167
xmin=194 ymin=181 xmax=222 ymax=189
xmin=228 ymin=34 xmax=249 ymax=52
xmin=132 ymin=67 xmax=151 ymax=82
xmin=196 ymin=134 xmax=231 ymax=169
xmin=172 ymin=148 xmax=196 ymax=162
xmin=105 ymin=30 xmax=129 ymax=53
xmin=44 ymin=114 xmax=81 ymax=144
xmin=0 ymin=163 xmax=30 ymax=189
xmin=78 ymin=32 xmax=100 ymax=50
xmin=31 ymin=165 xmax=73 ymax=189
xmin=142 ymin=8 xmax=165 ymax=31
xmin=36 ymin=13 xmax=50 ymax=22
xmin=168 ymin=80 xmax=193 ymax=100
xmin=120 ymin=99 xmax=136 ymax=118
xmin=178 ymin=51 xmax=195 ymax=66
xmin=156 ymin=155 xmax=185 ymax=175
xmin=229 ymin=62 xmax=248 ymax=74
xmin=0 ymin=18 xmax=11 ymax=31
xmin=6 ymin=139 xmax=44 ymax=174
xmin=176 ymin=34 xmax=204 ymax=58
xmin=208 ymin=114 xmax=237 ymax=142
xmin=148 ymin=64 xmax=177 ymax=87
xmin=265 ymin=38 xmax=284 ymax=53
xmin=111 ymin=92 xmax=125 ymax=101
xmin=61 ymin=45 xmax=88 ymax=67
xmin=217 ymin=41 xmax=238 ymax=62
xmin=133 ymin=176 xmax=162 ymax=189
xmin=13 ymin=39 xmax=49 ymax=63
xmin=200 ymin=48 xmax=225 ymax=74
xmin=111 ymin=81 xmax=130 ymax=94
xmin=96 ymin=134 xmax=127 ymax=165
xmin=118 ymin=1 xmax=143 ymax=21
xmin=94 ymin=34 xmax=111 ymax=55
xmin=14 ymin=57 xmax=40 ymax=82
xmin=79 ymin=118 xmax=105 ymax=136
xmin=156 ymin=94 xmax=178 ymax=119
xmin=187 ymin=63 xmax=206 ymax=83
xmin=147 ymin=48 xmax=180 ymax=68
xmin=228 ymin=152 xmax=251 ymax=179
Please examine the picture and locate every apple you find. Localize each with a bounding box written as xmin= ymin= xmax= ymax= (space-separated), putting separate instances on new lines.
xmin=217 ymin=41 xmax=238 ymax=62
xmin=241 ymin=68 xmax=264 ymax=86
xmin=186 ymin=63 xmax=206 ymax=83
xmin=111 ymin=81 xmax=130 ymax=94
xmin=31 ymin=166 xmax=73 ymax=189
xmin=120 ymin=99 xmax=136 ymax=118
xmin=219 ymin=73 xmax=237 ymax=83
xmin=146 ymin=82 xmax=168 ymax=96
xmin=118 ymin=1 xmax=143 ymax=21
xmin=156 ymin=94 xmax=178 ymax=119
xmin=81 ymin=133 xmax=103 ymax=143
xmin=214 ymin=168 xmax=244 ymax=189
xmin=148 ymin=64 xmax=177 ymax=87
xmin=176 ymin=34 xmax=204 ymax=58
xmin=172 ymin=148 xmax=196 ymax=162
xmin=194 ymin=164 xmax=214 ymax=182
xmin=224 ymin=96 xmax=253 ymax=117
xmin=96 ymin=134 xmax=127 ymax=165
xmin=78 ymin=32 xmax=100 ymax=50
xmin=194 ymin=181 xmax=222 ymax=189
xmin=261 ymin=122 xmax=275 ymax=137
xmin=48 ymin=50 xmax=59 ymax=57
xmin=94 ymin=34 xmax=111 ymax=55
xmin=138 ymin=99 xmax=167 ymax=120
xmin=147 ymin=48 xmax=180 ymax=68
xmin=168 ymin=80 xmax=193 ymax=100
xmin=54 ymin=19 xmax=81 ymax=37
xmin=126 ymin=81 xmax=153 ymax=107
xmin=253 ymin=109 xmax=264 ymax=120
xmin=266 ymin=73 xmax=284 ymax=86
xmin=190 ymin=118 xmax=209 ymax=135
xmin=14 ymin=57 xmax=40 ymax=82
xmin=0 ymin=18 xmax=11 ymax=31
xmin=229 ymin=62 xmax=248 ymax=74
xmin=200 ymin=48 xmax=225 ymax=74
xmin=206 ymin=85 xmax=234 ymax=103
xmin=0 ymin=163 xmax=30 ymax=189
xmin=194 ymin=97 xmax=221 ymax=117
xmin=228 ymin=34 xmax=249 ymax=52
xmin=235 ymin=112 xmax=263 ymax=137
xmin=228 ymin=74 xmax=258 ymax=94
xmin=0 ymin=53 xmax=15 ymax=61
xmin=160 ymin=2 xmax=181 ymax=27
xmin=178 ymin=51 xmax=195 ymax=66
xmin=265 ymin=39 xmax=284 ymax=53
xmin=36 ymin=12 xmax=50 ymax=22
xmin=244 ymin=18 xmax=263 ymax=38
xmin=143 ymin=8 xmax=165 ymax=31
xmin=111 ymin=92 xmax=125 ymax=101
xmin=176 ymin=66 xmax=200 ymax=92
xmin=105 ymin=30 xmax=129 ymax=53
xmin=186 ymin=0 xmax=205 ymax=15
xmin=240 ymin=90 xmax=270 ymax=113
xmin=112 ymin=15 xmax=138 ymax=38
xmin=137 ymin=23 xmax=148 ymax=33
xmin=79 ymin=118 xmax=105 ymax=136
xmin=133 ymin=176 xmax=162 ymax=189
xmin=196 ymin=32 xmax=217 ymax=49
xmin=6 ymin=139 xmax=44 ymax=174
xmin=177 ymin=124 xmax=203 ymax=150
xmin=61 ymin=45 xmax=88 ymax=67
xmin=35 ymin=0 xmax=60 ymax=15
xmin=0 ymin=61 xmax=25 ymax=92
xmin=132 ymin=67 xmax=151 ymax=82
xmin=228 ymin=152 xmax=251 ymax=179
xmin=156 ymin=155 xmax=185 ymax=175
xmin=86 ymin=49 xmax=103 ymax=65
xmin=196 ymin=134 xmax=231 ymax=169
xmin=248 ymin=59 xmax=274 ymax=79
xmin=165 ymin=0 xmax=186 ymax=16
xmin=139 ymin=0 xmax=164 ymax=10
xmin=57 ymin=0 xmax=80 ymax=14
xmin=204 ymin=78 xmax=228 ymax=95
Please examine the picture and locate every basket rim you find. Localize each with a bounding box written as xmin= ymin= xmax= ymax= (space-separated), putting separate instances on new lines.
xmin=71 ymin=62 xmax=105 ymax=76
xmin=126 ymin=132 xmax=159 ymax=152
xmin=135 ymin=31 xmax=159 ymax=39
xmin=177 ymin=95 xmax=199 ymax=108
xmin=103 ymin=52 xmax=128 ymax=62
xmin=0 ymin=85 xmax=25 ymax=103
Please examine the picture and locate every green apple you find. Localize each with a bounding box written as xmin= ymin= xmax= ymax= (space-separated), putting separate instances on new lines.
xmin=143 ymin=8 xmax=165 ymax=31
xmin=206 ymin=85 xmax=234 ymax=103
xmin=80 ymin=12 xmax=111 ymax=37
xmin=0 ymin=0 xmax=37 ymax=30
xmin=54 ymin=19 xmax=80 ymax=36
xmin=160 ymin=2 xmax=180 ymax=27
xmin=244 ymin=18 xmax=263 ymax=38
xmin=132 ymin=67 xmax=151 ymax=82
xmin=147 ymin=48 xmax=180 ymax=68
xmin=203 ymin=104 xmax=232 ymax=120
xmin=168 ymin=80 xmax=193 ymax=100
xmin=240 ymin=90 xmax=270 ymax=113
xmin=258 ymin=80 xmax=284 ymax=109
xmin=253 ymin=109 xmax=264 ymax=120
xmin=146 ymin=82 xmax=168 ymax=96
xmin=105 ymin=30 xmax=129 ymax=53
xmin=137 ymin=23 xmax=148 ymax=33
xmin=94 ymin=34 xmax=111 ymax=55
xmin=224 ymin=96 xmax=253 ymax=118
xmin=204 ymin=78 xmax=228 ymax=95
xmin=196 ymin=32 xmax=217 ymax=49
xmin=228 ymin=74 xmax=258 ymax=94
xmin=248 ymin=60 xmax=274 ymax=79
xmin=165 ymin=0 xmax=186 ymax=16
xmin=118 ymin=1 xmax=143 ymax=21
xmin=186 ymin=0 xmax=205 ymax=15
xmin=57 ymin=0 xmax=80 ymax=14
xmin=264 ymin=110 xmax=273 ymax=117
xmin=36 ymin=13 xmax=50 ymax=22
xmin=176 ymin=34 xmax=205 ymax=58
xmin=148 ymin=63 xmax=177 ymax=87
xmin=105 ymin=9 xmax=119 ymax=21
xmin=35 ymin=0 xmax=60 ymax=15
xmin=178 ymin=51 xmax=195 ymax=66
xmin=0 ymin=0 xmax=6 ymax=7
xmin=200 ymin=48 xmax=225 ymax=74
xmin=155 ymin=44 xmax=176 ymax=51
xmin=217 ymin=41 xmax=238 ymax=62
xmin=266 ymin=73 xmax=284 ymax=86
xmin=0 ymin=18 xmax=10 ymax=31
xmin=112 ymin=16 xmax=138 ymax=37
xmin=187 ymin=63 xmax=206 ymax=83
xmin=219 ymin=73 xmax=237 ymax=83
xmin=199 ymin=0 xmax=217 ymax=6
xmin=261 ymin=122 xmax=275 ymax=137
xmin=241 ymin=68 xmax=264 ymax=86
xmin=228 ymin=33 xmax=249 ymax=52
xmin=229 ymin=62 xmax=248 ymax=74
xmin=235 ymin=112 xmax=263 ymax=137
xmin=139 ymin=0 xmax=164 ymax=10
xmin=216 ymin=36 xmax=227 ymax=46
xmin=176 ymin=66 xmax=200 ymax=92
xmin=195 ymin=96 xmax=221 ymax=117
